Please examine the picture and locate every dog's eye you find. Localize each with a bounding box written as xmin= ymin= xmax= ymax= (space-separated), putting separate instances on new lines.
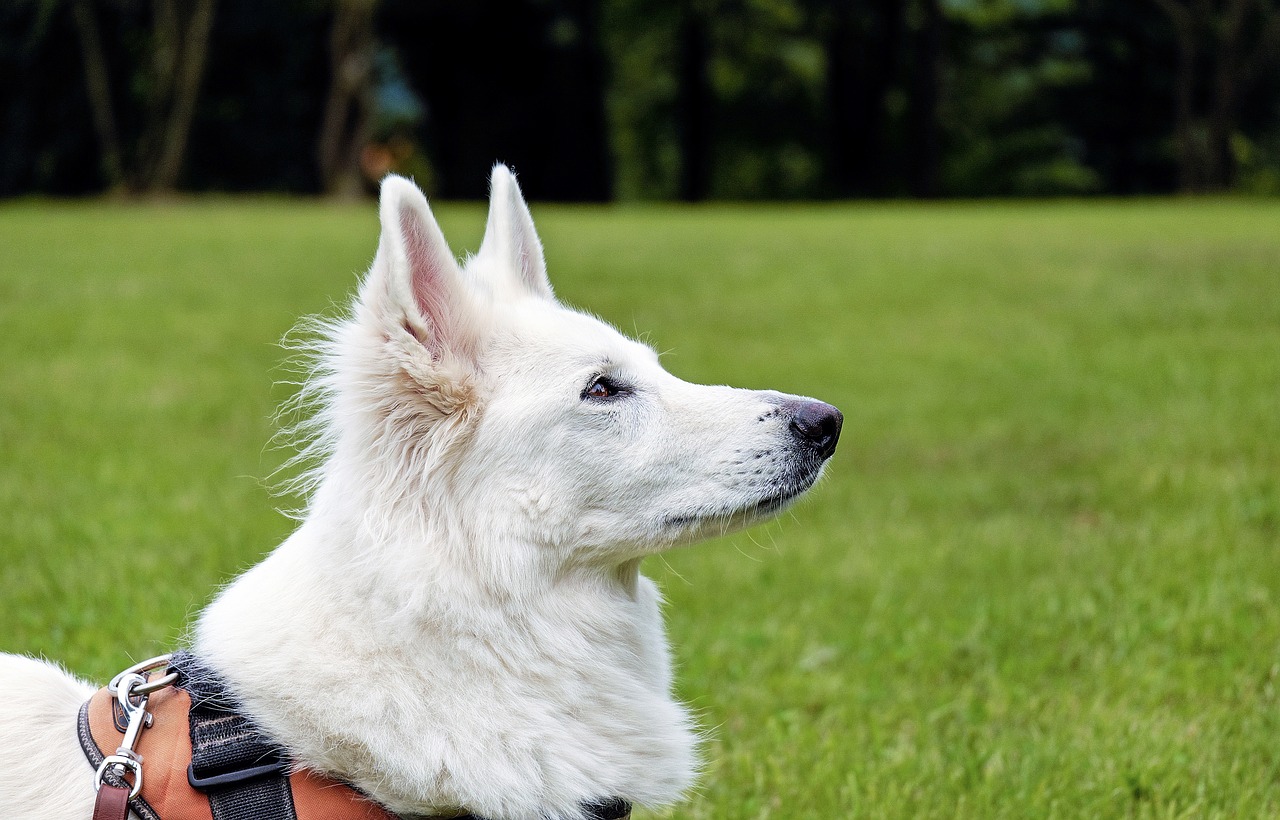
xmin=582 ymin=375 xmax=622 ymax=401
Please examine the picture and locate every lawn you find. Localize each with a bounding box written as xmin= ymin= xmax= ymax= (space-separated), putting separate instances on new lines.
xmin=2 ymin=196 xmax=1278 ymax=818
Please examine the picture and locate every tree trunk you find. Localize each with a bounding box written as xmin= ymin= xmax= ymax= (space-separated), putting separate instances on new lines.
xmin=908 ymin=0 xmax=942 ymax=198
xmin=823 ymin=0 xmax=858 ymax=197
xmin=676 ymin=2 xmax=712 ymax=202
xmin=543 ymin=0 xmax=613 ymax=201
xmin=70 ymin=0 xmax=124 ymax=190
xmin=317 ymin=0 xmax=377 ymax=199
xmin=133 ymin=0 xmax=179 ymax=187
xmin=1153 ymin=0 xmax=1201 ymax=190
xmin=1152 ymin=0 xmax=1280 ymax=192
xmin=822 ymin=0 xmax=902 ymax=197
xmin=150 ymin=0 xmax=216 ymax=192
xmin=103 ymin=0 xmax=218 ymax=194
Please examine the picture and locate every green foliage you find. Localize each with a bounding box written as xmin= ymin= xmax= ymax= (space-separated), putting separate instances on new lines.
xmin=602 ymin=0 xmax=846 ymax=200
xmin=941 ymin=6 xmax=1102 ymax=195
xmin=2 ymin=199 xmax=1279 ymax=815
xmin=1235 ymin=132 xmax=1280 ymax=195
xmin=602 ymin=0 xmax=683 ymax=201
xmin=705 ymin=1 xmax=826 ymax=198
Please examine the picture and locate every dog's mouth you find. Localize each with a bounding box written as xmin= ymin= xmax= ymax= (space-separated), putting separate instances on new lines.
xmin=663 ymin=472 xmax=820 ymax=531
xmin=748 ymin=486 xmax=806 ymax=517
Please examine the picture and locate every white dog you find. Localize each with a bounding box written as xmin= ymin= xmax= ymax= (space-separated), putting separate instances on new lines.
xmin=0 ymin=167 xmax=841 ymax=820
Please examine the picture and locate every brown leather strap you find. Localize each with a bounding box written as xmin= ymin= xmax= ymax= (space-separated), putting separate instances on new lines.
xmin=93 ymin=782 xmax=132 ymax=820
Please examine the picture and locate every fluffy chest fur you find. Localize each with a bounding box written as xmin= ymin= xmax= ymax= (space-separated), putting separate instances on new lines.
xmin=196 ymin=515 xmax=697 ymax=820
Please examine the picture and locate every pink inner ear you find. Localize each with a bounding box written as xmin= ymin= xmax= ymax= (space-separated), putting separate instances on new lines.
xmin=400 ymin=205 xmax=450 ymax=356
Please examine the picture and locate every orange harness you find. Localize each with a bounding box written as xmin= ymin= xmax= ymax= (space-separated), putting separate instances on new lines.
xmin=79 ymin=656 xmax=631 ymax=820
xmin=79 ymin=683 xmax=397 ymax=820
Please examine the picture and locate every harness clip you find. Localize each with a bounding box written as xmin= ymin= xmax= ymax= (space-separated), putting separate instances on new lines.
xmin=93 ymin=671 xmax=154 ymax=798
xmin=187 ymin=756 xmax=288 ymax=791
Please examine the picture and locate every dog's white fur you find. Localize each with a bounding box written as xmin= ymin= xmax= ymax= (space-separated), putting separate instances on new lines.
xmin=0 ymin=168 xmax=838 ymax=820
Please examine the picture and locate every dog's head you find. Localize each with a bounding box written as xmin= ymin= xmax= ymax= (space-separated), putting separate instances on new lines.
xmin=312 ymin=167 xmax=840 ymax=565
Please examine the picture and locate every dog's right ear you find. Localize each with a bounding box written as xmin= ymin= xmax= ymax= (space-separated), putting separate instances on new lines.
xmin=477 ymin=164 xmax=553 ymax=301
xmin=365 ymin=175 xmax=476 ymax=362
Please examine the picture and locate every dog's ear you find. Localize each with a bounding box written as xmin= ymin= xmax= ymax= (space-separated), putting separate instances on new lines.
xmin=477 ymin=163 xmax=553 ymax=301
xmin=367 ymin=175 xmax=476 ymax=360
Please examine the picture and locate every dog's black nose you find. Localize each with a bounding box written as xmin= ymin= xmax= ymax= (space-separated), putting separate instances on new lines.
xmin=786 ymin=400 xmax=843 ymax=460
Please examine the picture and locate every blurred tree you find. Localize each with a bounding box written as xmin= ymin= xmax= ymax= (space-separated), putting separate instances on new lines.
xmin=0 ymin=2 xmax=101 ymax=195
xmin=1150 ymin=0 xmax=1280 ymax=191
xmin=813 ymin=0 xmax=903 ymax=197
xmin=708 ymin=0 xmax=826 ymax=198
xmin=606 ymin=0 xmax=829 ymax=200
xmin=70 ymin=0 xmax=216 ymax=195
xmin=1057 ymin=1 xmax=1175 ymax=194
xmin=676 ymin=0 xmax=712 ymax=201
xmin=378 ymin=0 xmax=613 ymax=201
xmin=69 ymin=0 xmax=122 ymax=187
xmin=908 ymin=0 xmax=943 ymax=197
xmin=601 ymin=0 xmax=681 ymax=199
xmin=941 ymin=0 xmax=1103 ymax=196
xmin=545 ymin=0 xmax=614 ymax=201
xmin=185 ymin=0 xmax=330 ymax=193
xmin=317 ymin=0 xmax=377 ymax=199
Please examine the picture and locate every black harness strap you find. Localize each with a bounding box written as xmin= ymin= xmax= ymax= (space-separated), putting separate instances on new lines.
xmin=169 ymin=652 xmax=296 ymax=820
xmin=575 ymin=798 xmax=633 ymax=819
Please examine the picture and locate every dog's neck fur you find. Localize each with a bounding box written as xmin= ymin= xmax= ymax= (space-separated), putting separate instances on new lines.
xmin=195 ymin=464 xmax=697 ymax=820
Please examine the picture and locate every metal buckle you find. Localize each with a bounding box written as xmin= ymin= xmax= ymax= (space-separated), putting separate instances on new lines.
xmin=186 ymin=755 xmax=288 ymax=791
xmin=95 ymin=753 xmax=145 ymax=799
xmin=94 ymin=672 xmax=152 ymax=798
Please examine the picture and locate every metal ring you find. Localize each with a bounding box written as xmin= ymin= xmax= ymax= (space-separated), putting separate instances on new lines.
xmin=108 ymin=653 xmax=177 ymax=697
xmin=95 ymin=754 xmax=144 ymax=799
xmin=113 ymin=672 xmax=149 ymax=713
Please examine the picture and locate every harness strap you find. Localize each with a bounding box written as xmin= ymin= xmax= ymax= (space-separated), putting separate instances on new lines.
xmin=575 ymin=798 xmax=632 ymax=819
xmin=80 ymin=653 xmax=633 ymax=820
xmin=170 ymin=652 xmax=296 ymax=820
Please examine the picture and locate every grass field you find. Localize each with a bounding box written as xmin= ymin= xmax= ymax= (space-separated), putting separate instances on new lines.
xmin=2 ymin=196 xmax=1279 ymax=818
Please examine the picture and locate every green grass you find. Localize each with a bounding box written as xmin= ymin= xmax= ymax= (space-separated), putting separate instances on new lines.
xmin=2 ymin=196 xmax=1279 ymax=818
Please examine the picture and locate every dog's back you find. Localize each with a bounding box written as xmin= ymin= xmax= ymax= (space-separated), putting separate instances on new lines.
xmin=0 ymin=654 xmax=96 ymax=818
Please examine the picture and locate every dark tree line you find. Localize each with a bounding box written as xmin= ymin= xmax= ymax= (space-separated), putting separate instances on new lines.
xmin=1152 ymin=0 xmax=1280 ymax=191
xmin=70 ymin=0 xmax=215 ymax=194
xmin=2 ymin=0 xmax=1279 ymax=200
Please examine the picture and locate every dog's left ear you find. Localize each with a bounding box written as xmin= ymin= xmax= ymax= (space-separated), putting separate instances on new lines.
xmin=368 ymin=175 xmax=479 ymax=364
xmin=477 ymin=164 xmax=553 ymax=301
